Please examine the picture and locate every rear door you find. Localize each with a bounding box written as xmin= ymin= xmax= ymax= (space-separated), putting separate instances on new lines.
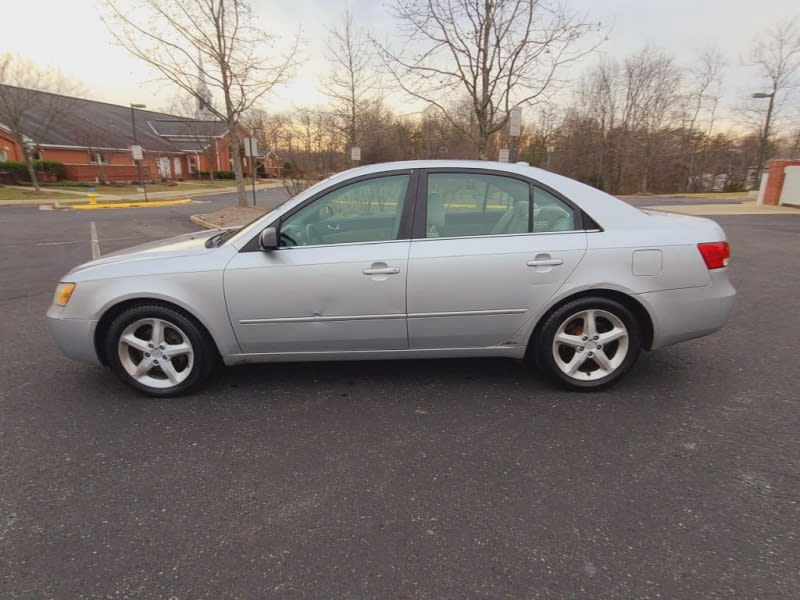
xmin=407 ymin=170 xmax=587 ymax=349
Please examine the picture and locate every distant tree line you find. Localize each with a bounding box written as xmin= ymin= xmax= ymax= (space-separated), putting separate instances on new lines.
xmin=3 ymin=1 xmax=798 ymax=198
xmin=244 ymin=9 xmax=800 ymax=195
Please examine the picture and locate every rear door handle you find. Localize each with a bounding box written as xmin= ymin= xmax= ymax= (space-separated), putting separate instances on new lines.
xmin=363 ymin=266 xmax=400 ymax=275
xmin=527 ymin=258 xmax=563 ymax=267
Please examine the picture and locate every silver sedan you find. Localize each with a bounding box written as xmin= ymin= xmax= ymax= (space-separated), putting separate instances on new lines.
xmin=48 ymin=161 xmax=735 ymax=396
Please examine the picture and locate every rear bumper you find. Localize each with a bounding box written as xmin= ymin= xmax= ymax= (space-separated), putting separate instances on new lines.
xmin=640 ymin=270 xmax=735 ymax=349
xmin=47 ymin=305 xmax=101 ymax=365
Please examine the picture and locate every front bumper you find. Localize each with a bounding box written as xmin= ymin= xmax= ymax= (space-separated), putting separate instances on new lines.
xmin=640 ymin=269 xmax=736 ymax=349
xmin=46 ymin=305 xmax=101 ymax=365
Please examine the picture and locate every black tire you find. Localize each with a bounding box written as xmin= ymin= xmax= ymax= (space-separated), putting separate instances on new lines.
xmin=534 ymin=296 xmax=641 ymax=391
xmin=105 ymin=304 xmax=217 ymax=397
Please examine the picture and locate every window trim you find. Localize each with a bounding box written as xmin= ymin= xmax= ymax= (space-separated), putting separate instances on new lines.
xmin=411 ymin=167 xmax=594 ymax=240
xmin=240 ymin=169 xmax=418 ymax=252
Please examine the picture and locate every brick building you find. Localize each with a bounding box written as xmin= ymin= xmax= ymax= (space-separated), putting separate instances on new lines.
xmin=0 ymin=85 xmax=280 ymax=183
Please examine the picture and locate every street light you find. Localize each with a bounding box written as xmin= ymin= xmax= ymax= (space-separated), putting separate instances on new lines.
xmin=130 ymin=103 xmax=148 ymax=201
xmin=752 ymin=91 xmax=776 ymax=180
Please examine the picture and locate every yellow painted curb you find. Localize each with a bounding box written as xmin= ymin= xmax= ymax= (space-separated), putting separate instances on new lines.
xmin=189 ymin=214 xmax=219 ymax=230
xmin=67 ymin=199 xmax=192 ymax=210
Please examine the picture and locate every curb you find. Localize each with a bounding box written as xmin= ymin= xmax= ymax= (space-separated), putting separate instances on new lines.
xmin=64 ymin=199 xmax=193 ymax=210
xmin=189 ymin=214 xmax=221 ymax=230
xmin=643 ymin=203 xmax=800 ymax=216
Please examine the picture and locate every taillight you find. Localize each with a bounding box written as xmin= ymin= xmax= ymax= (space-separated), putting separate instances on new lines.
xmin=698 ymin=241 xmax=730 ymax=269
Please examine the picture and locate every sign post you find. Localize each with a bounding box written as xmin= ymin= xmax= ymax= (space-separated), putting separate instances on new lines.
xmin=351 ymin=146 xmax=361 ymax=163
xmin=509 ymin=107 xmax=522 ymax=162
xmin=498 ymin=148 xmax=510 ymax=163
xmin=130 ymin=144 xmax=147 ymax=199
xmin=244 ymin=137 xmax=259 ymax=206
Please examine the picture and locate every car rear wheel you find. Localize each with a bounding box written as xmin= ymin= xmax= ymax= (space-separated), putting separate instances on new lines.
xmin=535 ymin=297 xmax=641 ymax=390
xmin=105 ymin=304 xmax=216 ymax=397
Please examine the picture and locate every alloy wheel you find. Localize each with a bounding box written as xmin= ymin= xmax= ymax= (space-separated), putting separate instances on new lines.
xmin=116 ymin=318 xmax=195 ymax=389
xmin=551 ymin=309 xmax=630 ymax=381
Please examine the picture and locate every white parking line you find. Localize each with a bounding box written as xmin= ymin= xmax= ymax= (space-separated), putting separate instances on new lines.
xmin=90 ymin=221 xmax=101 ymax=259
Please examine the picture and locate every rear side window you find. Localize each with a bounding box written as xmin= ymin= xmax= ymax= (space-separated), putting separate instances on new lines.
xmin=425 ymin=173 xmax=531 ymax=238
xmin=533 ymin=187 xmax=575 ymax=232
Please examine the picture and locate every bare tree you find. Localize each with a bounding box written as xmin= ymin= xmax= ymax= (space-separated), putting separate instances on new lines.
xmin=748 ymin=17 xmax=800 ymax=173
xmin=375 ymin=0 xmax=601 ymax=159
xmin=681 ymin=49 xmax=724 ymax=190
xmin=324 ymin=7 xmax=378 ymax=155
xmin=605 ymin=48 xmax=682 ymax=193
xmin=0 ymin=53 xmax=81 ymax=190
xmin=103 ymin=0 xmax=299 ymax=207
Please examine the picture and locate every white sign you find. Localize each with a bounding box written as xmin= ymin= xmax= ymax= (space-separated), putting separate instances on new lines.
xmin=498 ymin=148 xmax=510 ymax=162
xmin=130 ymin=145 xmax=143 ymax=161
xmin=351 ymin=146 xmax=361 ymax=161
xmin=243 ymin=138 xmax=259 ymax=157
xmin=510 ymin=107 xmax=522 ymax=137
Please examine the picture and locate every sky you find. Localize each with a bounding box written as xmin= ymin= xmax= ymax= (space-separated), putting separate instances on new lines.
xmin=3 ymin=0 xmax=797 ymax=123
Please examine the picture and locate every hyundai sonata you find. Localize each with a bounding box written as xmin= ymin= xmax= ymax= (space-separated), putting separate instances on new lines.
xmin=48 ymin=161 xmax=735 ymax=396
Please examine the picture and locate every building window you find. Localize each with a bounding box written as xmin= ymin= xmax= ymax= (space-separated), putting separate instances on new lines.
xmin=31 ymin=151 xmax=42 ymax=160
xmin=91 ymin=153 xmax=108 ymax=165
xmin=0 ymin=149 xmax=7 ymax=162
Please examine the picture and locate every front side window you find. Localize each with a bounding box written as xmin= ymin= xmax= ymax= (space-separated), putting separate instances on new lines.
xmin=280 ymin=174 xmax=409 ymax=246
xmin=425 ymin=173 xmax=531 ymax=238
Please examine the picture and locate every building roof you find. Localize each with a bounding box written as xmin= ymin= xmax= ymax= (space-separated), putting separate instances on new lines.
xmin=0 ymin=85 xmax=228 ymax=153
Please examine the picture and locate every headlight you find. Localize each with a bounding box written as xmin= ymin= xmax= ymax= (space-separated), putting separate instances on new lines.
xmin=53 ymin=282 xmax=76 ymax=307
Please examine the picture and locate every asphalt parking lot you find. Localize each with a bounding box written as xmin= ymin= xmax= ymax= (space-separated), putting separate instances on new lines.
xmin=1 ymin=194 xmax=798 ymax=599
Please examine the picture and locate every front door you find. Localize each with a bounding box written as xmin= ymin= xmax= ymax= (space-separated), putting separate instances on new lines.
xmin=224 ymin=173 xmax=414 ymax=354
xmin=158 ymin=157 xmax=170 ymax=179
xmin=407 ymin=171 xmax=587 ymax=349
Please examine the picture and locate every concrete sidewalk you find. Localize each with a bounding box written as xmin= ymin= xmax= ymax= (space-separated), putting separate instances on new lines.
xmin=189 ymin=198 xmax=800 ymax=231
xmin=642 ymin=201 xmax=800 ymax=216
xmin=190 ymin=206 xmax=271 ymax=229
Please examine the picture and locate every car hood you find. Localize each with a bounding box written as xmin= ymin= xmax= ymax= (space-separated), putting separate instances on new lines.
xmin=65 ymin=229 xmax=225 ymax=276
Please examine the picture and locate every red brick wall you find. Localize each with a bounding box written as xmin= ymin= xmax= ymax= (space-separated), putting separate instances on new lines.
xmin=40 ymin=147 xmax=136 ymax=166
xmin=762 ymin=160 xmax=800 ymax=205
xmin=1 ymin=132 xmax=250 ymax=181
xmin=63 ymin=164 xmax=153 ymax=183
xmin=0 ymin=130 xmax=22 ymax=161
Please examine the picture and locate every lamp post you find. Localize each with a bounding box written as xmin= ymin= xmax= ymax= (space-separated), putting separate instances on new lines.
xmin=753 ymin=91 xmax=776 ymax=179
xmin=130 ymin=103 xmax=148 ymax=201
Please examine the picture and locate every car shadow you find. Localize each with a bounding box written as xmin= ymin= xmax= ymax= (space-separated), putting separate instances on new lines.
xmin=204 ymin=350 xmax=690 ymax=400
xmin=70 ymin=348 xmax=694 ymax=411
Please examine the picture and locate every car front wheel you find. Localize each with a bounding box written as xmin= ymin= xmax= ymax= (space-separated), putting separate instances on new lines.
xmin=105 ymin=304 xmax=216 ymax=397
xmin=536 ymin=297 xmax=641 ymax=390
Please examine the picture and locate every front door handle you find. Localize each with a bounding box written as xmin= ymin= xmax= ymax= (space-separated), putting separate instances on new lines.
xmin=527 ymin=258 xmax=563 ymax=267
xmin=363 ymin=266 xmax=400 ymax=275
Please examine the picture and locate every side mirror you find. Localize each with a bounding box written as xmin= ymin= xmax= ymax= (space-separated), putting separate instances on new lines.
xmin=258 ymin=226 xmax=279 ymax=250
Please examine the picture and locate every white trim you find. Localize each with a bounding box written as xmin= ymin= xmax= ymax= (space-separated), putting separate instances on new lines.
xmin=35 ymin=143 xmax=182 ymax=155
xmin=241 ymin=313 xmax=406 ymax=325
